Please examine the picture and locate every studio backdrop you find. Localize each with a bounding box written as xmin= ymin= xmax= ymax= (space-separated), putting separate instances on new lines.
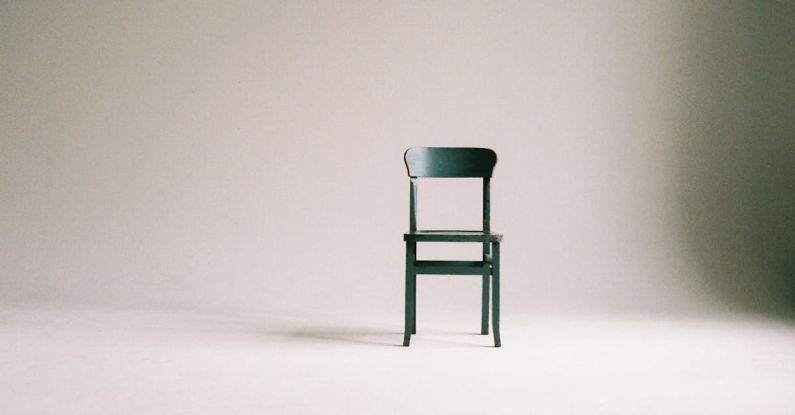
xmin=2 ymin=0 xmax=793 ymax=320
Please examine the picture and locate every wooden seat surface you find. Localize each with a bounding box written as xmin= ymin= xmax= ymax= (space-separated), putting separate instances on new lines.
xmin=403 ymin=230 xmax=503 ymax=242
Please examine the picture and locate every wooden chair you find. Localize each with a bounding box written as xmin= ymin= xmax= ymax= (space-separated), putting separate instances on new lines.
xmin=402 ymin=147 xmax=503 ymax=347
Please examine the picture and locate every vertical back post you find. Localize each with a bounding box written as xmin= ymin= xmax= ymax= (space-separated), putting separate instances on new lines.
xmin=483 ymin=177 xmax=491 ymax=232
xmin=483 ymin=178 xmax=490 ymax=245
xmin=480 ymin=177 xmax=491 ymax=334
xmin=409 ymin=177 xmax=417 ymax=232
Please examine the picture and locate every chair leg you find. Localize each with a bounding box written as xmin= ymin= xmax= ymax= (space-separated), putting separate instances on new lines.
xmin=481 ymin=273 xmax=490 ymax=334
xmin=412 ymin=275 xmax=417 ymax=334
xmin=492 ymin=242 xmax=501 ymax=347
xmin=403 ymin=241 xmax=416 ymax=347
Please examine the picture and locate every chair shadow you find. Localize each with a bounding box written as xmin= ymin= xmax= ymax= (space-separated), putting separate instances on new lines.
xmin=267 ymin=326 xmax=404 ymax=347
xmin=264 ymin=325 xmax=494 ymax=347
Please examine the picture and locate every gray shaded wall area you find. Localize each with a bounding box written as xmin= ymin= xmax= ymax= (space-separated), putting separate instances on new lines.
xmin=674 ymin=1 xmax=795 ymax=316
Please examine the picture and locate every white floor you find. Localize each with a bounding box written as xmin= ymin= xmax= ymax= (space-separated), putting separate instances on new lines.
xmin=1 ymin=306 xmax=794 ymax=414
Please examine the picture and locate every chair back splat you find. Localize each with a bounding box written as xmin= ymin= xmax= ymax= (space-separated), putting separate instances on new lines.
xmin=404 ymin=147 xmax=497 ymax=178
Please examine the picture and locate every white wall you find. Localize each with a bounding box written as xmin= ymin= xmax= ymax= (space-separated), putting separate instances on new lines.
xmin=2 ymin=1 xmax=792 ymax=317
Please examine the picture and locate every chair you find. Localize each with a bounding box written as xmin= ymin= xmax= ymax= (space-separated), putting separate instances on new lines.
xmin=402 ymin=147 xmax=503 ymax=347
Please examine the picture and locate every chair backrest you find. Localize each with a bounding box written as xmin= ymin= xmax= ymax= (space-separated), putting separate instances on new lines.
xmin=404 ymin=147 xmax=497 ymax=178
xmin=403 ymin=147 xmax=497 ymax=233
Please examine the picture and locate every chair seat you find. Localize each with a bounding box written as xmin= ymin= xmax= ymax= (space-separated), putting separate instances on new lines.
xmin=404 ymin=230 xmax=503 ymax=243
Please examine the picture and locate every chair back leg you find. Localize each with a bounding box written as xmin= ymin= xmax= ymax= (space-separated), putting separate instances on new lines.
xmin=403 ymin=241 xmax=416 ymax=346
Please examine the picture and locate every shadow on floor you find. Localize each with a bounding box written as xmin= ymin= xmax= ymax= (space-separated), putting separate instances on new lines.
xmin=266 ymin=326 xmax=404 ymax=347
xmin=264 ymin=326 xmax=493 ymax=347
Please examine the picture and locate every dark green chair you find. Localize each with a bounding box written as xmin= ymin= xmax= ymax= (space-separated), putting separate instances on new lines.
xmin=402 ymin=147 xmax=503 ymax=347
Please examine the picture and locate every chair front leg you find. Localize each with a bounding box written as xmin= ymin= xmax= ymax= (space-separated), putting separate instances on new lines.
xmin=412 ymin=271 xmax=417 ymax=334
xmin=403 ymin=241 xmax=416 ymax=346
xmin=492 ymin=242 xmax=501 ymax=347
xmin=481 ymin=272 xmax=490 ymax=335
